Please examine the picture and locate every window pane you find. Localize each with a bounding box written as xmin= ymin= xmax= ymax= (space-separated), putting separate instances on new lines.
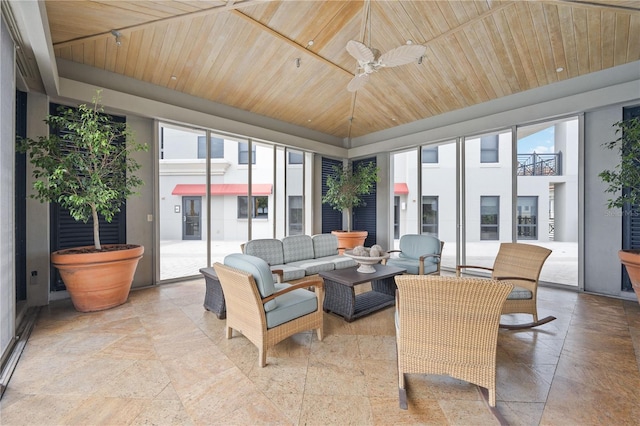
xmin=422 ymin=196 xmax=438 ymax=236
xmin=480 ymin=196 xmax=499 ymax=240
xmin=289 ymin=195 xmax=303 ymax=235
xmin=238 ymin=141 xmax=256 ymax=164
xmin=254 ymin=196 xmax=268 ymax=218
xmin=288 ymin=151 xmax=303 ymax=164
xmin=421 ymin=146 xmax=438 ymax=164
xmin=480 ymin=135 xmax=499 ymax=163
xmin=211 ymin=137 xmax=224 ymax=159
xmin=237 ymin=196 xmax=248 ymax=219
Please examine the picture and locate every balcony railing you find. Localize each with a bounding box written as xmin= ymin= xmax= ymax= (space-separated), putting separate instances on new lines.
xmin=517 ymin=152 xmax=562 ymax=176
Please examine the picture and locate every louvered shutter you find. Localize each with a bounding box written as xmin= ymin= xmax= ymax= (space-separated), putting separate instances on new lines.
xmin=352 ymin=157 xmax=377 ymax=247
xmin=622 ymin=105 xmax=640 ymax=291
xmin=321 ymin=157 xmax=343 ymax=234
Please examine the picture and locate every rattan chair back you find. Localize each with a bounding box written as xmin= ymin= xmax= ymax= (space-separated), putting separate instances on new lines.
xmin=395 ymin=275 xmax=512 ymax=408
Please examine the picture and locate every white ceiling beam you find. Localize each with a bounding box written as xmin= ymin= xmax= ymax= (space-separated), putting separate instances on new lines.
xmin=9 ymin=0 xmax=59 ymax=96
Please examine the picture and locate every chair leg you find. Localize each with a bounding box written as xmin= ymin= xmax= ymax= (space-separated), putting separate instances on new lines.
xmin=316 ymin=327 xmax=323 ymax=341
xmin=399 ymin=372 xmax=408 ymax=410
xmin=258 ymin=347 xmax=267 ymax=367
xmin=225 ymin=326 xmax=232 ymax=339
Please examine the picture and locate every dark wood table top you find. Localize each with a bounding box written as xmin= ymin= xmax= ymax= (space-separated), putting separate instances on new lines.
xmin=319 ymin=264 xmax=406 ymax=287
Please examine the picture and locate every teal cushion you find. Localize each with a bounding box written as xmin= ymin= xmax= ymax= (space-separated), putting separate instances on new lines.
xmin=399 ymin=234 xmax=441 ymax=259
xmin=265 ymin=283 xmax=318 ymax=329
xmin=244 ymin=239 xmax=284 ymax=265
xmin=386 ymin=257 xmax=438 ymax=275
xmin=507 ymin=286 xmax=532 ymax=300
xmin=312 ymin=234 xmax=339 ymax=258
xmin=282 ymin=235 xmax=315 ymax=263
xmin=224 ymin=253 xmax=278 ymax=312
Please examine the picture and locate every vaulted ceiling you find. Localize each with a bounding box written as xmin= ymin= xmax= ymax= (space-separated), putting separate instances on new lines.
xmin=42 ymin=0 xmax=640 ymax=141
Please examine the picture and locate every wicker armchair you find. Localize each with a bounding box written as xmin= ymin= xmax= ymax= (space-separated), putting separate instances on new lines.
xmin=456 ymin=242 xmax=554 ymax=330
xmin=213 ymin=253 xmax=324 ymax=367
xmin=395 ymin=275 xmax=513 ymax=408
xmin=384 ymin=234 xmax=444 ymax=275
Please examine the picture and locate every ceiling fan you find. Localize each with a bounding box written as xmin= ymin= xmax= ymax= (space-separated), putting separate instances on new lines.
xmin=346 ymin=0 xmax=426 ymax=92
xmin=346 ymin=40 xmax=427 ymax=92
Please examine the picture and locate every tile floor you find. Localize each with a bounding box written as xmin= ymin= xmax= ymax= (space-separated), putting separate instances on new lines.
xmin=1 ymin=280 xmax=639 ymax=425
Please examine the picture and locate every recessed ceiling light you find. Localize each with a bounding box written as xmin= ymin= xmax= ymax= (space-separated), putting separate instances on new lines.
xmin=307 ymin=40 xmax=314 ymax=46
xmin=556 ymin=67 xmax=564 ymax=73
xmin=406 ymin=40 xmax=413 ymax=45
xmin=170 ymin=75 xmax=177 ymax=80
xmin=391 ymin=118 xmax=397 ymax=121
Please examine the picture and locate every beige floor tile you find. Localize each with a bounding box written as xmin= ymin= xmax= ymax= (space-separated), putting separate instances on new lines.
xmin=370 ymin=396 xmax=449 ymax=425
xmin=298 ymin=394 xmax=372 ymax=425
xmin=3 ymin=279 xmax=640 ymax=426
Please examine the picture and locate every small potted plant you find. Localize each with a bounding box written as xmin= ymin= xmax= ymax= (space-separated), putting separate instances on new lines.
xmin=599 ymin=115 xmax=640 ymax=303
xmin=20 ymin=91 xmax=148 ymax=312
xmin=322 ymin=161 xmax=379 ymax=250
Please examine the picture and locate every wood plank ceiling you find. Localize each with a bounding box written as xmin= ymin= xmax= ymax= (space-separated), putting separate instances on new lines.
xmin=47 ymin=0 xmax=640 ymax=141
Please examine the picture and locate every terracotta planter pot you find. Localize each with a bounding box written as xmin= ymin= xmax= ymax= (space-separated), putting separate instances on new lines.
xmin=332 ymin=230 xmax=368 ymax=254
xmin=51 ymin=244 xmax=144 ymax=312
xmin=618 ymin=249 xmax=640 ymax=304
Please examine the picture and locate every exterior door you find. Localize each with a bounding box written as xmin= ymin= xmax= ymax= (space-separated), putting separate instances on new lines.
xmin=182 ymin=197 xmax=201 ymax=240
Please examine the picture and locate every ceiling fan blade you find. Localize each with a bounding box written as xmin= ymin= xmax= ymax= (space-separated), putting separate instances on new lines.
xmin=347 ymin=73 xmax=370 ymax=92
xmin=346 ymin=40 xmax=375 ymax=63
xmin=379 ymin=44 xmax=427 ymax=67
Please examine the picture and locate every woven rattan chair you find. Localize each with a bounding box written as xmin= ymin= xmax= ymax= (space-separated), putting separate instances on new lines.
xmin=456 ymin=242 xmax=554 ymax=330
xmin=395 ymin=275 xmax=513 ymax=408
xmin=213 ymin=253 xmax=324 ymax=367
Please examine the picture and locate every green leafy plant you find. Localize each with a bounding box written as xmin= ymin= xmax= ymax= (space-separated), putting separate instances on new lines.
xmin=19 ymin=91 xmax=147 ymax=250
xmin=599 ymin=116 xmax=640 ymax=209
xmin=322 ymin=161 xmax=379 ymax=232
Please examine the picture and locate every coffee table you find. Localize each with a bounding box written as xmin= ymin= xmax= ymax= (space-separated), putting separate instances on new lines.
xmin=319 ymin=264 xmax=406 ymax=322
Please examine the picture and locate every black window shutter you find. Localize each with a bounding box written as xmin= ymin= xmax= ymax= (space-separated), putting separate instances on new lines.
xmin=321 ymin=157 xmax=343 ymax=234
xmin=622 ymin=105 xmax=640 ymax=291
xmin=48 ymin=103 xmax=127 ymax=292
xmin=352 ymin=157 xmax=377 ymax=247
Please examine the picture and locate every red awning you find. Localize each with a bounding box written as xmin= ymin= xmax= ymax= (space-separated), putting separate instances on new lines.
xmin=171 ymin=184 xmax=273 ymax=196
xmin=394 ymin=183 xmax=409 ymax=194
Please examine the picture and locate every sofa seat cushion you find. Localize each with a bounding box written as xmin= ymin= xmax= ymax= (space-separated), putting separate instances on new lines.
xmin=386 ymin=258 xmax=438 ymax=275
xmin=320 ymin=255 xmax=358 ymax=270
xmin=286 ymin=259 xmax=335 ymax=275
xmin=312 ymin=234 xmax=339 ymax=258
xmin=282 ymin=235 xmax=315 ymax=264
xmin=506 ymin=286 xmax=532 ymax=300
xmin=266 ymin=283 xmax=318 ymax=329
xmin=244 ymin=239 xmax=285 ymax=266
xmin=271 ymin=264 xmax=306 ymax=282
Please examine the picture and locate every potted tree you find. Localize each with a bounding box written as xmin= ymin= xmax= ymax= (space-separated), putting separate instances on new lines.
xmin=20 ymin=92 xmax=147 ymax=312
xmin=599 ymin=115 xmax=640 ymax=303
xmin=322 ymin=161 xmax=379 ymax=251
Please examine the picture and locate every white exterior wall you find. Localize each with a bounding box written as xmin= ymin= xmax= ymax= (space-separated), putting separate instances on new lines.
xmin=159 ymin=130 xmax=304 ymax=242
xmin=464 ymin=133 xmax=513 ymax=242
xmin=422 ymin=143 xmax=457 ymax=241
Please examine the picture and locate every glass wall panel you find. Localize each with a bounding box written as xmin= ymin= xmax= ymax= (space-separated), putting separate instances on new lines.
xmin=391 ymin=149 xmax=419 ymax=250
xmin=286 ymin=148 xmax=304 ymax=236
xmin=248 ymin=140 xmax=274 ymax=240
xmin=158 ymin=124 xmax=208 ymax=280
xmin=464 ymin=130 xmax=513 ymax=268
xmin=209 ymin=135 xmax=249 ymax=266
xmin=421 ymin=141 xmax=457 ymax=270
xmin=517 ymin=118 xmax=579 ymax=286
